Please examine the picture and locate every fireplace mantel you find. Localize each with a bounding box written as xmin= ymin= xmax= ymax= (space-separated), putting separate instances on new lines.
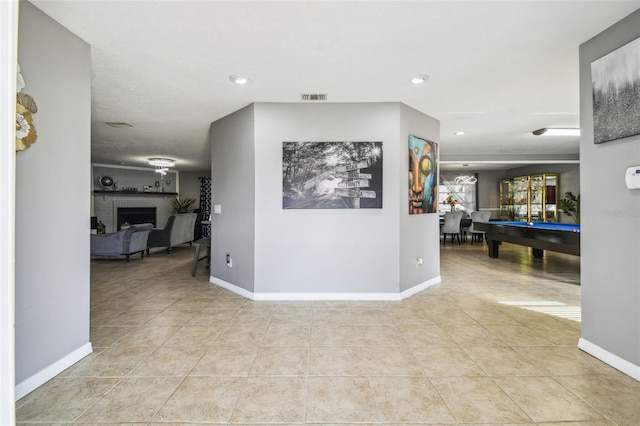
xmin=93 ymin=190 xmax=178 ymax=196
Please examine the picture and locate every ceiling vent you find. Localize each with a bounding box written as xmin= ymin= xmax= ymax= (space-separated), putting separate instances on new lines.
xmin=301 ymin=94 xmax=327 ymax=101
xmin=105 ymin=121 xmax=133 ymax=128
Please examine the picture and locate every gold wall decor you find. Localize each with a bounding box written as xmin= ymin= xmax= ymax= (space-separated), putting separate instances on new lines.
xmin=16 ymin=92 xmax=38 ymax=152
xmin=16 ymin=63 xmax=38 ymax=152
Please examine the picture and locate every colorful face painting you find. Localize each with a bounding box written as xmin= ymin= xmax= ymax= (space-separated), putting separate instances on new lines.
xmin=408 ymin=135 xmax=437 ymax=214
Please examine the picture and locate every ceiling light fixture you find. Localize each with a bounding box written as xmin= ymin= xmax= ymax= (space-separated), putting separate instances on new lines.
xmin=410 ymin=74 xmax=429 ymax=84
xmin=455 ymin=131 xmax=465 ymax=136
xmin=229 ymin=75 xmax=249 ymax=85
xmin=148 ymin=158 xmax=175 ymax=176
xmin=454 ymin=175 xmax=477 ymax=184
xmin=148 ymin=158 xmax=175 ymax=167
xmin=532 ymin=128 xmax=580 ymax=136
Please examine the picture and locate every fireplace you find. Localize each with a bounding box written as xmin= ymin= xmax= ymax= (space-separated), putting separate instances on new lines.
xmin=117 ymin=207 xmax=157 ymax=230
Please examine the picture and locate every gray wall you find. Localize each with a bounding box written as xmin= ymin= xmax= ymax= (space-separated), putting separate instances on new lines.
xmin=254 ymin=103 xmax=398 ymax=295
xmin=210 ymin=104 xmax=256 ymax=293
xmin=399 ymin=104 xmax=441 ymax=292
xmin=579 ymin=9 xmax=640 ymax=372
xmin=507 ymin=164 xmax=580 ymax=198
xmin=16 ymin=1 xmax=91 ymax=388
xmin=506 ymin=163 xmax=581 ymax=222
xmin=211 ymin=102 xmax=441 ymax=296
xmin=91 ymin=165 xmax=178 ymax=232
xmin=477 ymin=170 xmax=507 ymax=218
xmin=470 ymin=164 xmax=581 ymax=220
xmin=180 ymin=170 xmax=211 ymax=208
xmin=92 ymin=165 xmax=178 ymax=193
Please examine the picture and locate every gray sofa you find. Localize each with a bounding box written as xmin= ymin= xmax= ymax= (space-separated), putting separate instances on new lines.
xmin=90 ymin=223 xmax=153 ymax=261
xmin=146 ymin=213 xmax=197 ymax=254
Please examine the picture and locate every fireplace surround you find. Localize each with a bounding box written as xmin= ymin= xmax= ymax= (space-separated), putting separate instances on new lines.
xmin=117 ymin=207 xmax=157 ymax=230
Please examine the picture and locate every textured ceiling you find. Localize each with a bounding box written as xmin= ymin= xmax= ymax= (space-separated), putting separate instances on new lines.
xmin=30 ymin=0 xmax=640 ymax=172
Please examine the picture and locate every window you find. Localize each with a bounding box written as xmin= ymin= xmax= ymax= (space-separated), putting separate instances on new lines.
xmin=438 ymin=173 xmax=478 ymax=215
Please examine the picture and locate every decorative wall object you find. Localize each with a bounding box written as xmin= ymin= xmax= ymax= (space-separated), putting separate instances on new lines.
xmin=282 ymin=141 xmax=383 ymax=209
xmin=591 ymin=36 xmax=640 ymax=144
xmin=199 ymin=176 xmax=211 ymax=237
xmin=409 ymin=135 xmax=438 ymax=214
xmin=15 ymin=64 xmax=38 ymax=152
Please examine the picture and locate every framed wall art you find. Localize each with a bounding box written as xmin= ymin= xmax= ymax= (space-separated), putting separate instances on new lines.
xmin=409 ymin=134 xmax=438 ymax=214
xmin=282 ymin=141 xmax=382 ymax=209
xmin=591 ymin=36 xmax=640 ymax=144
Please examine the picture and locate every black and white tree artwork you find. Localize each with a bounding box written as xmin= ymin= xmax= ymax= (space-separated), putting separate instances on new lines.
xmin=282 ymin=141 xmax=383 ymax=209
xmin=591 ymin=36 xmax=640 ymax=144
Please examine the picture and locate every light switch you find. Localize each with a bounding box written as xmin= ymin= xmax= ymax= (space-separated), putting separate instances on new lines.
xmin=214 ymin=204 xmax=222 ymax=214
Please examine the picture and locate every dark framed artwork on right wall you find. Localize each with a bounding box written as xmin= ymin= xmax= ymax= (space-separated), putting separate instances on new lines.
xmin=590 ymin=36 xmax=640 ymax=144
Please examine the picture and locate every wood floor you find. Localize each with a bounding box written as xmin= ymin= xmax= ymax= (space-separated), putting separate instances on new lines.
xmin=15 ymin=241 xmax=640 ymax=424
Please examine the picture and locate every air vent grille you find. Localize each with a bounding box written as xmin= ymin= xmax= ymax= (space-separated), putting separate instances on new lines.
xmin=301 ymin=94 xmax=327 ymax=101
xmin=105 ymin=122 xmax=133 ymax=128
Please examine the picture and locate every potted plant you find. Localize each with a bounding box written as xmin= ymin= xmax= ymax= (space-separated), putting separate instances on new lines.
xmin=171 ymin=197 xmax=196 ymax=214
xmin=558 ymin=192 xmax=580 ymax=224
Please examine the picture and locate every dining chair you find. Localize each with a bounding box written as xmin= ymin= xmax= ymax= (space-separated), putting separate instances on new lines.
xmin=442 ymin=211 xmax=463 ymax=245
xmin=469 ymin=210 xmax=492 ymax=244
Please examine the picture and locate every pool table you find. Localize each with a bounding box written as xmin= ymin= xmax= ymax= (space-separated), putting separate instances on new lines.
xmin=474 ymin=221 xmax=580 ymax=259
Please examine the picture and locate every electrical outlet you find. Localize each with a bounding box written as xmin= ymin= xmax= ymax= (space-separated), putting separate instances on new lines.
xmin=416 ymin=257 xmax=423 ymax=269
xmin=226 ymin=254 xmax=232 ymax=267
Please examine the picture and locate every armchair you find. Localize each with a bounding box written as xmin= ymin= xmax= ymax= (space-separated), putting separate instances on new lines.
xmin=147 ymin=213 xmax=197 ymax=254
xmin=90 ymin=223 xmax=153 ymax=261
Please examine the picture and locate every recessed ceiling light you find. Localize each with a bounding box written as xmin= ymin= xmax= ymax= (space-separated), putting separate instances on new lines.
xmin=105 ymin=122 xmax=132 ymax=128
xmin=532 ymin=128 xmax=580 ymax=136
xmin=410 ymin=74 xmax=429 ymax=84
xmin=455 ymin=131 xmax=465 ymax=136
xmin=229 ymin=75 xmax=249 ymax=85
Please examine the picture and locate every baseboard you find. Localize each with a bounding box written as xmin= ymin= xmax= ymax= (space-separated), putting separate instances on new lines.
xmin=400 ymin=276 xmax=441 ymax=299
xmin=210 ymin=276 xmax=439 ymax=301
xmin=15 ymin=342 xmax=93 ymax=400
xmin=578 ymin=337 xmax=640 ymax=381
xmin=210 ymin=276 xmax=255 ymax=300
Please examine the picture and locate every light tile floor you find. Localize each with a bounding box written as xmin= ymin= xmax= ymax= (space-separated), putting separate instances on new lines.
xmin=16 ymin=241 xmax=640 ymax=425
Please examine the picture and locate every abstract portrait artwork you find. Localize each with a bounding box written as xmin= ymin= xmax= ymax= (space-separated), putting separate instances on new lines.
xmin=591 ymin=36 xmax=640 ymax=144
xmin=409 ymin=135 xmax=438 ymax=214
xmin=282 ymin=141 xmax=383 ymax=209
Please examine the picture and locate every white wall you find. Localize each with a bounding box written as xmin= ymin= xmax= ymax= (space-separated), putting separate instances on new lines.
xmin=578 ymin=9 xmax=640 ymax=380
xmin=1 ymin=0 xmax=18 ymax=420
xmin=211 ymin=102 xmax=441 ymax=298
xmin=15 ymin=2 xmax=92 ymax=397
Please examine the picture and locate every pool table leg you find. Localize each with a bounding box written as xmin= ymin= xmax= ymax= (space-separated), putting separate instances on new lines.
xmin=488 ymin=239 xmax=500 ymax=258
xmin=532 ymin=248 xmax=544 ymax=259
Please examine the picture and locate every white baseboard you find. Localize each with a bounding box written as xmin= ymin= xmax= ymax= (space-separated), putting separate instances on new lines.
xmin=578 ymin=337 xmax=640 ymax=381
xmin=15 ymin=342 xmax=93 ymax=400
xmin=400 ymin=276 xmax=441 ymax=299
xmin=210 ymin=276 xmax=255 ymax=299
xmin=209 ymin=276 xmax=440 ymax=301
